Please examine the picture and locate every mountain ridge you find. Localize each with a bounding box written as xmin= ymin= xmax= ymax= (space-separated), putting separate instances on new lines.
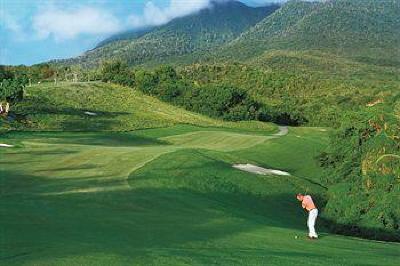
xmin=218 ymin=0 xmax=400 ymax=67
xmin=55 ymin=0 xmax=279 ymax=68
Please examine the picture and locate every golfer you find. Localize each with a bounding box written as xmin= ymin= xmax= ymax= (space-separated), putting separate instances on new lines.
xmin=296 ymin=193 xmax=318 ymax=239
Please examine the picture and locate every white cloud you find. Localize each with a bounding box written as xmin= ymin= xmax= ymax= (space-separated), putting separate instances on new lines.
xmin=128 ymin=0 xmax=212 ymax=28
xmin=0 ymin=11 xmax=26 ymax=40
xmin=32 ymin=6 xmax=122 ymax=41
xmin=126 ymin=0 xmax=292 ymax=29
xmin=3 ymin=0 xmax=293 ymax=43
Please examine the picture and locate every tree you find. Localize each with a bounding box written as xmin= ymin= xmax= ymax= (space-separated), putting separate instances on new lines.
xmin=101 ymin=60 xmax=135 ymax=86
xmin=1 ymin=78 xmax=26 ymax=102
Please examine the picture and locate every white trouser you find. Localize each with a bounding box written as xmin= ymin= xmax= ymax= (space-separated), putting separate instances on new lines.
xmin=307 ymin=209 xmax=318 ymax=238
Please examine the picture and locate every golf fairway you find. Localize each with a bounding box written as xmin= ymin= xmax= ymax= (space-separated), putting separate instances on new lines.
xmin=1 ymin=126 xmax=399 ymax=265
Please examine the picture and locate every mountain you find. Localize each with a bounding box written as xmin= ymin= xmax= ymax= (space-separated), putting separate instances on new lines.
xmin=219 ymin=0 xmax=400 ymax=67
xmin=58 ymin=1 xmax=279 ymax=68
xmin=94 ymin=28 xmax=153 ymax=49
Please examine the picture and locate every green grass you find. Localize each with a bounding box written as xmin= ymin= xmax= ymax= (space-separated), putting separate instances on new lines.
xmin=11 ymin=82 xmax=277 ymax=132
xmin=161 ymin=131 xmax=270 ymax=151
xmin=1 ymin=125 xmax=399 ymax=265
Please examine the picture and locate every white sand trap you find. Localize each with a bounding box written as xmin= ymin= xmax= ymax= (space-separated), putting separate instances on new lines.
xmin=0 ymin=143 xmax=14 ymax=148
xmin=233 ymin=163 xmax=290 ymax=176
xmin=84 ymin=111 xmax=97 ymax=116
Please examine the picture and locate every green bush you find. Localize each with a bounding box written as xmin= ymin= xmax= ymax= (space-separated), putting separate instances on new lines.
xmin=126 ymin=64 xmax=266 ymax=122
xmin=320 ymin=108 xmax=400 ymax=241
xmin=101 ymin=61 xmax=135 ymax=87
xmin=1 ymin=67 xmax=27 ymax=103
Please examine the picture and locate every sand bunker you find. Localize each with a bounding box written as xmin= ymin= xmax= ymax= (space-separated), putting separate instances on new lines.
xmin=233 ymin=163 xmax=290 ymax=176
xmin=0 ymin=143 xmax=14 ymax=148
xmin=84 ymin=111 xmax=97 ymax=116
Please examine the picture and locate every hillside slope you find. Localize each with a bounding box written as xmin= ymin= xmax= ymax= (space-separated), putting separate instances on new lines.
xmin=4 ymin=82 xmax=276 ymax=132
xmin=94 ymin=28 xmax=153 ymax=49
xmin=220 ymin=0 xmax=400 ymax=66
xmin=56 ymin=1 xmax=279 ymax=68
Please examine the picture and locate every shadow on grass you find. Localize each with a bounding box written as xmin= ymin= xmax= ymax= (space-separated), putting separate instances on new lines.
xmin=0 ymin=187 xmax=304 ymax=262
xmin=0 ymin=160 xmax=311 ymax=264
xmin=321 ymin=218 xmax=400 ymax=243
xmin=3 ymin=131 xmax=169 ymax=147
xmin=14 ymin=96 xmax=133 ymax=130
xmin=1 ymin=167 xmax=397 ymax=264
xmin=17 ymin=98 xmax=131 ymax=118
xmin=1 ymin=150 xmax=79 ymax=156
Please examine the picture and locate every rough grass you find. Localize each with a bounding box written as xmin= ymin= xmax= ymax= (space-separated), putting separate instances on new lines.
xmin=1 ymin=126 xmax=399 ymax=265
xmin=10 ymin=82 xmax=277 ymax=133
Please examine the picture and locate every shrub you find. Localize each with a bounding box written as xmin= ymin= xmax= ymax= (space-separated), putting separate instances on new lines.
xmin=320 ymin=108 xmax=400 ymax=241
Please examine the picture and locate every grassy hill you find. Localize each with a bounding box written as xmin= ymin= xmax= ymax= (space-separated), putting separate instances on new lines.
xmin=5 ymin=82 xmax=277 ymax=132
xmin=57 ymin=1 xmax=279 ymax=68
xmin=2 ymin=118 xmax=400 ymax=265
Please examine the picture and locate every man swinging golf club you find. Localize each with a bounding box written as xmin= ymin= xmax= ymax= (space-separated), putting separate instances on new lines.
xmin=296 ymin=193 xmax=318 ymax=239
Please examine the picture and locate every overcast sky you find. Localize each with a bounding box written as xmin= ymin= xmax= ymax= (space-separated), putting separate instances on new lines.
xmin=0 ymin=0 xmax=290 ymax=65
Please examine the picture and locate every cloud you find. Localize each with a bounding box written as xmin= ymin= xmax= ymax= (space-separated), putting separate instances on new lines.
xmin=32 ymin=6 xmax=122 ymax=41
xmin=128 ymin=0 xmax=212 ymax=28
xmin=127 ymin=0 xmax=291 ymax=29
xmin=4 ymin=0 xmax=293 ymax=43
xmin=0 ymin=11 xmax=26 ymax=40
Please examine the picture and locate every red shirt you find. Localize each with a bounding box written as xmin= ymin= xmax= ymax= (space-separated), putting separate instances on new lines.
xmin=302 ymin=195 xmax=316 ymax=211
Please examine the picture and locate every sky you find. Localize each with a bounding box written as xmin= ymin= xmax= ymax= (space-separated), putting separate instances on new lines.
xmin=0 ymin=0 xmax=288 ymax=66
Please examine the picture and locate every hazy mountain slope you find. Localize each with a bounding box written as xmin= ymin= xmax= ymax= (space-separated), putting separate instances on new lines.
xmin=59 ymin=1 xmax=279 ymax=68
xmin=94 ymin=28 xmax=153 ymax=49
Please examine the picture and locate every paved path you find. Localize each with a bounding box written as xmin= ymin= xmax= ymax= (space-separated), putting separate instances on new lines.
xmin=273 ymin=126 xmax=289 ymax=137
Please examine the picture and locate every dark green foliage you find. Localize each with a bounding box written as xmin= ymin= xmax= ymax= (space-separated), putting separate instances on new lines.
xmin=180 ymin=61 xmax=390 ymax=126
xmin=0 ymin=79 xmax=25 ymax=102
xmin=319 ymin=107 xmax=400 ymax=241
xmin=0 ymin=66 xmax=13 ymax=80
xmin=184 ymin=84 xmax=260 ymax=121
xmin=0 ymin=67 xmax=27 ymax=102
xmin=135 ymin=65 xmax=262 ymax=121
xmin=100 ymin=61 xmax=135 ymax=86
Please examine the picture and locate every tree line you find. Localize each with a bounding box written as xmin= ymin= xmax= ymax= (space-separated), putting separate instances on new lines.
xmin=100 ymin=61 xmax=302 ymax=125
